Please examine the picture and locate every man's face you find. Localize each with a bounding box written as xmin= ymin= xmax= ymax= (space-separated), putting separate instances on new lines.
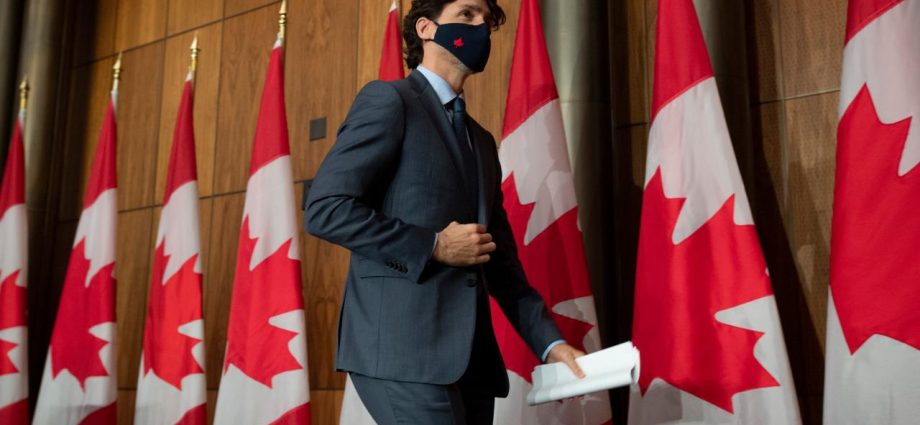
xmin=417 ymin=0 xmax=493 ymax=40
xmin=416 ymin=0 xmax=493 ymax=72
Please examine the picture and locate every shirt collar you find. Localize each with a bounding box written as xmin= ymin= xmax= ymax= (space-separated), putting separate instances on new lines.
xmin=416 ymin=65 xmax=461 ymax=106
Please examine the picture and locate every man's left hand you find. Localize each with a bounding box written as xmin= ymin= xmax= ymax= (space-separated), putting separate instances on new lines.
xmin=547 ymin=343 xmax=586 ymax=379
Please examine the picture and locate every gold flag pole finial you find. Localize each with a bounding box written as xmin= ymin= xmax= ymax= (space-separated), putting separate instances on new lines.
xmin=278 ymin=0 xmax=287 ymax=41
xmin=112 ymin=52 xmax=123 ymax=92
xmin=189 ymin=33 xmax=200 ymax=76
xmin=19 ymin=78 xmax=29 ymax=113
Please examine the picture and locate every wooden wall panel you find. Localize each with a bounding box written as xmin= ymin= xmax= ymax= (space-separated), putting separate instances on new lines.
xmin=356 ymin=0 xmax=395 ymax=89
xmin=167 ymin=0 xmax=224 ymax=36
xmin=59 ymin=59 xmax=118 ymax=221
xmin=785 ymin=92 xmax=835 ymax=337
xmin=751 ymin=0 xmax=782 ymax=102
xmin=225 ymin=0 xmax=277 ymax=18
xmin=203 ymin=193 xmax=245 ymax=388
xmin=115 ymin=208 xmax=155 ymax=388
xmin=118 ymin=390 xmax=137 ymax=424
xmin=310 ymin=390 xmax=344 ymax=424
xmin=778 ymin=0 xmax=846 ymax=97
xmin=213 ymin=3 xmax=278 ymax=194
xmin=115 ymin=0 xmax=168 ymax=51
xmin=155 ymin=25 xmax=223 ymax=200
xmin=118 ymin=43 xmax=166 ymax=212
xmin=756 ymin=103 xmax=786 ymax=207
xmin=286 ymin=0 xmax=359 ymax=181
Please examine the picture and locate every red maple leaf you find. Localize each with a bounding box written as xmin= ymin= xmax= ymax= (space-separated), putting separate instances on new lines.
xmin=0 ymin=270 xmax=26 ymax=375
xmin=224 ymin=218 xmax=304 ymax=388
xmin=490 ymin=175 xmax=595 ymax=382
xmin=632 ymin=170 xmax=779 ymax=413
xmin=142 ymin=244 xmax=204 ymax=389
xmin=830 ymin=84 xmax=920 ymax=353
xmin=454 ymin=37 xmax=464 ymax=48
xmin=50 ymin=240 xmax=116 ymax=388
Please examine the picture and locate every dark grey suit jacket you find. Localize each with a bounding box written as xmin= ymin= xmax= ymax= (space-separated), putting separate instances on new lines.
xmin=305 ymin=71 xmax=562 ymax=396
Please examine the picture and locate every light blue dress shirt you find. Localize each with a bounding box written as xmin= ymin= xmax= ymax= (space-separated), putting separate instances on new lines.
xmin=414 ymin=66 xmax=565 ymax=363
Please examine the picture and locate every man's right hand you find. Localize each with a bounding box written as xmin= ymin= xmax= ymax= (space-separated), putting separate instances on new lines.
xmin=433 ymin=221 xmax=496 ymax=266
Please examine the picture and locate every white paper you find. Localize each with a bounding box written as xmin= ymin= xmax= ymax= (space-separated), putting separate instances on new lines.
xmin=527 ymin=341 xmax=640 ymax=405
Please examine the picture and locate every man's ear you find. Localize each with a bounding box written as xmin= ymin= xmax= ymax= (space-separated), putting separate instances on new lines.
xmin=416 ymin=16 xmax=435 ymax=41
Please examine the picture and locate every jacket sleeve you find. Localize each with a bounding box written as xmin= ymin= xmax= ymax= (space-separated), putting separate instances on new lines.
xmin=482 ymin=139 xmax=564 ymax=359
xmin=305 ymin=81 xmax=436 ymax=282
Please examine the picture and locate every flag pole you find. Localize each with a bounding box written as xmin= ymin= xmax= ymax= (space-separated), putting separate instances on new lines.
xmin=18 ymin=78 xmax=28 ymax=114
xmin=189 ymin=33 xmax=200 ymax=80
xmin=112 ymin=52 xmax=123 ymax=93
xmin=277 ymin=0 xmax=287 ymax=44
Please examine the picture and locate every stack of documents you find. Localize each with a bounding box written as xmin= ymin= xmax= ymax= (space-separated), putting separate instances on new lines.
xmin=527 ymin=341 xmax=640 ymax=405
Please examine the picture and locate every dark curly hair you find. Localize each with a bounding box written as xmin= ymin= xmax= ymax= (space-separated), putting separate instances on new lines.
xmin=402 ymin=0 xmax=506 ymax=69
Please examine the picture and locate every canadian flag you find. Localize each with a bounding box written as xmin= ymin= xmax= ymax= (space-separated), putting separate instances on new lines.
xmin=213 ymin=35 xmax=312 ymax=424
xmin=0 ymin=98 xmax=28 ymax=424
xmin=33 ymin=82 xmax=118 ymax=425
xmin=628 ymin=0 xmax=800 ymax=423
xmin=378 ymin=0 xmax=404 ymax=81
xmin=824 ymin=0 xmax=920 ymax=423
xmin=491 ymin=0 xmax=612 ymax=423
xmin=134 ymin=67 xmax=207 ymax=424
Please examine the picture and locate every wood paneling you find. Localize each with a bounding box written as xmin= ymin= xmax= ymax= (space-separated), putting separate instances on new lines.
xmin=778 ymin=0 xmax=846 ymax=97
xmin=751 ymin=0 xmax=782 ymax=102
xmin=118 ymin=42 xmax=166 ymax=210
xmin=756 ymin=102 xmax=786 ymax=208
xmin=785 ymin=93 xmax=836 ymax=404
xmin=167 ymin=0 xmax=224 ymax=35
xmin=60 ymin=59 xmax=118 ymax=221
xmin=203 ymin=193 xmax=245 ymax=388
xmin=225 ymin=0 xmax=277 ymax=18
xmin=115 ymin=0 xmax=168 ymax=51
xmin=286 ymin=0 xmax=359 ymax=181
xmin=310 ymin=390 xmax=344 ymax=424
xmin=213 ymin=3 xmax=278 ymax=194
xmin=118 ymin=390 xmax=137 ymax=424
xmin=156 ymin=24 xmax=223 ymax=200
xmin=356 ymin=0 xmax=394 ymax=89
xmin=116 ymin=208 xmax=155 ymax=388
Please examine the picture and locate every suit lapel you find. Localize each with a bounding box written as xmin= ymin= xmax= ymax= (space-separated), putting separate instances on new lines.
xmin=408 ymin=71 xmax=468 ymax=185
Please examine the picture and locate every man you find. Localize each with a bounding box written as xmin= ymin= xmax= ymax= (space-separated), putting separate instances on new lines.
xmin=305 ymin=0 xmax=585 ymax=422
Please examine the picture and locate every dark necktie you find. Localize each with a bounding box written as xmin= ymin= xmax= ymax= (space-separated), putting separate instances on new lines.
xmin=448 ymin=97 xmax=479 ymax=204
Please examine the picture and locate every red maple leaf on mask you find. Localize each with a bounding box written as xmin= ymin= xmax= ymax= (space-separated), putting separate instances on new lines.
xmin=142 ymin=244 xmax=204 ymax=389
xmin=224 ymin=218 xmax=304 ymax=388
xmin=632 ymin=170 xmax=779 ymax=413
xmin=831 ymin=85 xmax=920 ymax=353
xmin=0 ymin=270 xmax=26 ymax=375
xmin=490 ymin=175 xmax=595 ymax=381
xmin=50 ymin=240 xmax=116 ymax=388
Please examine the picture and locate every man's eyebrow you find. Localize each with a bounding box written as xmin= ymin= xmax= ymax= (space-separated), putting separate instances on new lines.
xmin=458 ymin=3 xmax=484 ymax=13
xmin=458 ymin=3 xmax=491 ymax=20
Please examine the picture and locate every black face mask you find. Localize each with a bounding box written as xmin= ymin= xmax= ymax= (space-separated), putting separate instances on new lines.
xmin=431 ymin=22 xmax=491 ymax=73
